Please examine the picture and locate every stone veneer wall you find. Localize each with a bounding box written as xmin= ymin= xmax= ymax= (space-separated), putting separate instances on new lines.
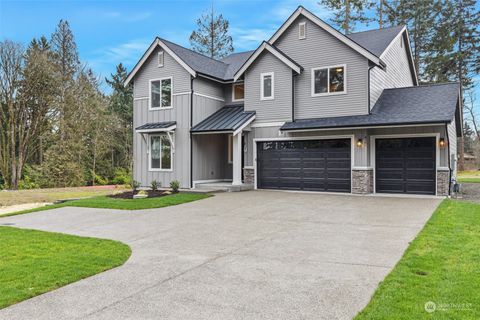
xmin=243 ymin=167 xmax=255 ymax=185
xmin=437 ymin=169 xmax=450 ymax=196
xmin=352 ymin=169 xmax=373 ymax=194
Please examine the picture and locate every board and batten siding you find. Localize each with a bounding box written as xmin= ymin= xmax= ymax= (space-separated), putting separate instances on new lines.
xmin=273 ymin=16 xmax=369 ymax=120
xmin=370 ymin=33 xmax=414 ymax=107
xmin=244 ymin=51 xmax=293 ymax=122
xmin=447 ymin=120 xmax=457 ymax=177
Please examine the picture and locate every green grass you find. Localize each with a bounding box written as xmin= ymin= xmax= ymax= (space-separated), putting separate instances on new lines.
xmin=457 ymin=171 xmax=480 ymax=183
xmin=2 ymin=193 xmax=211 ymax=217
xmin=355 ymin=200 xmax=480 ymax=319
xmin=0 ymin=226 xmax=131 ymax=309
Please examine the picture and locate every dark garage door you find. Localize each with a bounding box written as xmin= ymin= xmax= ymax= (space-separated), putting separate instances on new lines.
xmin=257 ymin=139 xmax=351 ymax=192
xmin=375 ymin=137 xmax=436 ymax=195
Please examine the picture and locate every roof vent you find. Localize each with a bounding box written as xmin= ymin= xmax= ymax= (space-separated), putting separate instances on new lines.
xmin=299 ymin=22 xmax=306 ymax=40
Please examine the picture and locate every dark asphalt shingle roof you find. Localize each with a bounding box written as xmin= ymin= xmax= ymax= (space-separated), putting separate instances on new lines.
xmin=136 ymin=121 xmax=176 ymax=131
xmin=191 ymin=105 xmax=255 ymax=133
xmin=281 ymin=83 xmax=460 ymax=131
xmin=347 ymin=25 xmax=405 ymax=57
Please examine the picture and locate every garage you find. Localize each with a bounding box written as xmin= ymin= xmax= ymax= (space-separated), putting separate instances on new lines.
xmin=256 ymin=139 xmax=351 ymax=192
xmin=375 ymin=137 xmax=436 ymax=195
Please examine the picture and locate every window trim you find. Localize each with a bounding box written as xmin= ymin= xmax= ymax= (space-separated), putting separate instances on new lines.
xmin=260 ymin=72 xmax=274 ymax=101
xmin=157 ymin=51 xmax=164 ymax=67
xmin=231 ymin=82 xmax=245 ymax=102
xmin=148 ymin=133 xmax=173 ymax=172
xmin=149 ymin=76 xmax=173 ymax=110
xmin=299 ymin=21 xmax=306 ymax=40
xmin=311 ymin=64 xmax=347 ymax=97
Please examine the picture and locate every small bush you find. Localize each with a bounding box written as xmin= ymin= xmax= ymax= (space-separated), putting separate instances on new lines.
xmin=112 ymin=168 xmax=131 ymax=185
xmin=151 ymin=180 xmax=160 ymax=191
xmin=92 ymin=172 xmax=108 ymax=185
xmin=170 ymin=180 xmax=180 ymax=193
xmin=130 ymin=180 xmax=140 ymax=191
xmin=18 ymin=176 xmax=39 ymax=190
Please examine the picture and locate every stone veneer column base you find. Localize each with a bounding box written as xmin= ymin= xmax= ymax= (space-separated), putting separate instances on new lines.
xmin=437 ymin=169 xmax=450 ymax=196
xmin=243 ymin=167 xmax=255 ymax=185
xmin=352 ymin=169 xmax=373 ymax=194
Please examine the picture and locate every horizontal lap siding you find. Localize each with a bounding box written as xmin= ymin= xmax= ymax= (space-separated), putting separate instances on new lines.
xmin=193 ymin=77 xmax=224 ymax=99
xmin=273 ymin=16 xmax=369 ymax=119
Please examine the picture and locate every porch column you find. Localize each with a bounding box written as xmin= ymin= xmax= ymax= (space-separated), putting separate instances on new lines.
xmin=232 ymin=132 xmax=242 ymax=185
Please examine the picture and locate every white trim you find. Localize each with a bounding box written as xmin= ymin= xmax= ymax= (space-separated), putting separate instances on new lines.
xmin=253 ymin=135 xmax=355 ymax=193
xmin=134 ymin=97 xmax=148 ymax=101
xmin=260 ymin=72 xmax=274 ymax=100
xmin=136 ymin=125 xmax=176 ymax=133
xmin=403 ymin=29 xmax=419 ymax=85
xmin=298 ymin=21 xmax=306 ymax=40
xmin=233 ymin=116 xmax=256 ymax=136
xmin=148 ymin=133 xmax=174 ymax=172
xmin=251 ymin=121 xmax=285 ymax=128
xmin=193 ymin=92 xmax=225 ymax=102
xmin=124 ymin=38 xmax=196 ymax=86
xmin=231 ymin=82 xmax=245 ymax=102
xmin=352 ymin=166 xmax=373 ymax=170
xmin=281 ymin=123 xmax=445 ymax=133
xmin=268 ymin=7 xmax=382 ymax=66
xmin=311 ymin=64 xmax=347 ymax=97
xmin=233 ymin=42 xmax=302 ymax=82
xmin=157 ymin=51 xmax=164 ymax=67
xmin=437 ymin=166 xmax=450 ymax=171
xmin=244 ymin=166 xmax=254 ymax=169
xmin=149 ymin=77 xmax=173 ymax=110
xmin=379 ymin=26 xmax=406 ymax=59
xmin=172 ymin=91 xmax=191 ymax=96
xmin=370 ymin=133 xmax=440 ymax=196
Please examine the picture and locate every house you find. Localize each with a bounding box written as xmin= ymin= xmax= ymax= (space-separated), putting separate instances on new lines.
xmin=124 ymin=6 xmax=462 ymax=196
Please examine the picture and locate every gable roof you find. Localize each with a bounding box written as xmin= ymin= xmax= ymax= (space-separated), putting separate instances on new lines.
xmin=268 ymin=6 xmax=384 ymax=67
xmin=233 ymin=41 xmax=302 ymax=81
xmin=346 ymin=25 xmax=406 ymax=57
xmin=281 ymin=83 xmax=460 ymax=133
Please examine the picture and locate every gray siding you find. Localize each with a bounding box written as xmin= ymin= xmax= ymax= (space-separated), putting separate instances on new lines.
xmin=447 ymin=120 xmax=457 ymax=177
xmin=370 ymin=33 xmax=414 ymax=107
xmin=133 ymin=47 xmax=191 ymax=98
xmin=192 ymin=94 xmax=224 ymax=126
xmin=192 ymin=134 xmax=229 ymax=181
xmin=273 ymin=16 xmax=369 ymax=119
xmin=244 ymin=51 xmax=293 ymax=122
xmin=193 ymin=77 xmax=224 ymax=98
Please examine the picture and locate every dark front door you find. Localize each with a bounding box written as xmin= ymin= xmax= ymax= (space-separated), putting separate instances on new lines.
xmin=257 ymin=139 xmax=351 ymax=192
xmin=375 ymin=137 xmax=436 ymax=195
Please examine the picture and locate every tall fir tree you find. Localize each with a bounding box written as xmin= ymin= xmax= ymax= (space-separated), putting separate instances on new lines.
xmin=318 ymin=0 xmax=373 ymax=34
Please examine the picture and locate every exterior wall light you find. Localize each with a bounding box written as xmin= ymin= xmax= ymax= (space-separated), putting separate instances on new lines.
xmin=356 ymin=138 xmax=364 ymax=147
xmin=439 ymin=138 xmax=446 ymax=148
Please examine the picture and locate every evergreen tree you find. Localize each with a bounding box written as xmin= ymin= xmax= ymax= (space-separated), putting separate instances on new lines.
xmin=318 ymin=0 xmax=373 ymax=34
xmin=189 ymin=6 xmax=234 ymax=59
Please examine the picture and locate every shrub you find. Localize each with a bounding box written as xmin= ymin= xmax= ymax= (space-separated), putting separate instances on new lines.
xmin=112 ymin=168 xmax=131 ymax=185
xmin=18 ymin=165 xmax=42 ymax=189
xmin=92 ymin=172 xmax=108 ymax=185
xmin=18 ymin=176 xmax=39 ymax=190
xmin=130 ymin=180 xmax=140 ymax=191
xmin=151 ymin=180 xmax=160 ymax=191
xmin=170 ymin=180 xmax=180 ymax=193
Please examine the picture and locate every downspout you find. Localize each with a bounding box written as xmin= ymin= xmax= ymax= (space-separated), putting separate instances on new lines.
xmin=291 ymin=71 xmax=295 ymax=122
xmin=445 ymin=123 xmax=452 ymax=196
xmin=190 ymin=76 xmax=194 ymax=189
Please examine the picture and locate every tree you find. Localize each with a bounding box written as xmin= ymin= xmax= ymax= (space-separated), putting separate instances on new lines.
xmin=318 ymin=0 xmax=373 ymax=34
xmin=189 ymin=6 xmax=234 ymax=59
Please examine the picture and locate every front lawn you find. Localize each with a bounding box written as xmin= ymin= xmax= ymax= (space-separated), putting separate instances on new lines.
xmin=457 ymin=170 xmax=480 ymax=183
xmin=355 ymin=200 xmax=480 ymax=319
xmin=3 ymin=193 xmax=211 ymax=217
xmin=0 ymin=227 xmax=131 ymax=309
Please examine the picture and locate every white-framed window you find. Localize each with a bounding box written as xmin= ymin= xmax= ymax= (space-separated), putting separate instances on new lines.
xmin=157 ymin=51 xmax=164 ymax=67
xmin=149 ymin=77 xmax=172 ymax=109
xmin=299 ymin=21 xmax=306 ymax=40
xmin=227 ymin=134 xmax=233 ymax=163
xmin=232 ymin=82 xmax=244 ymax=102
xmin=260 ymin=72 xmax=274 ymax=100
xmin=311 ymin=65 xmax=346 ymax=96
xmin=149 ymin=134 xmax=173 ymax=171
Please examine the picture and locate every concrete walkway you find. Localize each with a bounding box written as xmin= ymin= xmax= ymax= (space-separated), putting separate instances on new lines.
xmin=0 ymin=191 xmax=441 ymax=320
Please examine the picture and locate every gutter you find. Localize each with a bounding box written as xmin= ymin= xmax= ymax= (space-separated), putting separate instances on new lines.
xmin=292 ymin=71 xmax=295 ymax=122
xmin=190 ymin=75 xmax=194 ymax=189
xmin=280 ymin=120 xmax=450 ymax=132
xmin=445 ymin=123 xmax=452 ymax=196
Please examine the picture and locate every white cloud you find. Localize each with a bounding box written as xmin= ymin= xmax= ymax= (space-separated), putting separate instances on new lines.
xmin=230 ymin=27 xmax=275 ymax=50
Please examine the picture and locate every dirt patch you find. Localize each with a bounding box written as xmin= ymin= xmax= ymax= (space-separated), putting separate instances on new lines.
xmin=108 ymin=190 xmax=172 ymax=199
xmin=455 ymin=183 xmax=480 ymax=203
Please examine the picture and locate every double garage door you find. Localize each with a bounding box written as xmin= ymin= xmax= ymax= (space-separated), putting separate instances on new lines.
xmin=256 ymin=137 xmax=436 ymax=195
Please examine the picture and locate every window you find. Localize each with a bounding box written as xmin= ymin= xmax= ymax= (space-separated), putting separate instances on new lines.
xmin=149 ymin=134 xmax=172 ymax=170
xmin=260 ymin=72 xmax=274 ymax=100
xmin=227 ymin=134 xmax=233 ymax=163
xmin=158 ymin=51 xmax=164 ymax=67
xmin=150 ymin=77 xmax=172 ymax=109
xmin=232 ymin=83 xmax=244 ymax=102
xmin=311 ymin=65 xmax=346 ymax=96
xmin=299 ymin=22 xmax=306 ymax=39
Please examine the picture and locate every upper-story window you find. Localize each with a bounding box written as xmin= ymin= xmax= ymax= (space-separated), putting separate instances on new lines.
xmin=150 ymin=77 xmax=172 ymax=109
xmin=232 ymin=83 xmax=244 ymax=102
xmin=158 ymin=51 xmax=164 ymax=67
xmin=260 ymin=72 xmax=274 ymax=100
xmin=311 ymin=65 xmax=346 ymax=96
xmin=299 ymin=22 xmax=306 ymax=40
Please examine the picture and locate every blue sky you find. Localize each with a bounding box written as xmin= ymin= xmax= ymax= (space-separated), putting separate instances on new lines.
xmin=0 ymin=0 xmax=478 ymax=115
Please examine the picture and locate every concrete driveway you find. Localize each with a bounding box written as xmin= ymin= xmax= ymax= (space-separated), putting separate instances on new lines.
xmin=0 ymin=191 xmax=440 ymax=320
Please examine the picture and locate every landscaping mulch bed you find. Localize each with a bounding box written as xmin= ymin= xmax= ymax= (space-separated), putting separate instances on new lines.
xmin=108 ymin=190 xmax=171 ymax=199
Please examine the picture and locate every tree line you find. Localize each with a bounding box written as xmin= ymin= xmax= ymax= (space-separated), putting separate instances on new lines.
xmin=0 ymin=20 xmax=132 ymax=189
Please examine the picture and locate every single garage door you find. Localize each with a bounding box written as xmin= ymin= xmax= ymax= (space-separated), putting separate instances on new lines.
xmin=375 ymin=137 xmax=436 ymax=195
xmin=257 ymin=139 xmax=351 ymax=192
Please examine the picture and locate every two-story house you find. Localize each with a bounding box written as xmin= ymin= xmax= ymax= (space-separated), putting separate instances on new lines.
xmin=125 ymin=6 xmax=461 ymax=196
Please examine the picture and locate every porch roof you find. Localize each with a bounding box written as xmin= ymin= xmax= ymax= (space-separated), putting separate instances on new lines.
xmin=135 ymin=121 xmax=176 ymax=133
xmin=191 ymin=105 xmax=255 ymax=134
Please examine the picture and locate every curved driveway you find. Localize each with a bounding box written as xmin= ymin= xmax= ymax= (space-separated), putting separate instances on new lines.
xmin=0 ymin=191 xmax=440 ymax=320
